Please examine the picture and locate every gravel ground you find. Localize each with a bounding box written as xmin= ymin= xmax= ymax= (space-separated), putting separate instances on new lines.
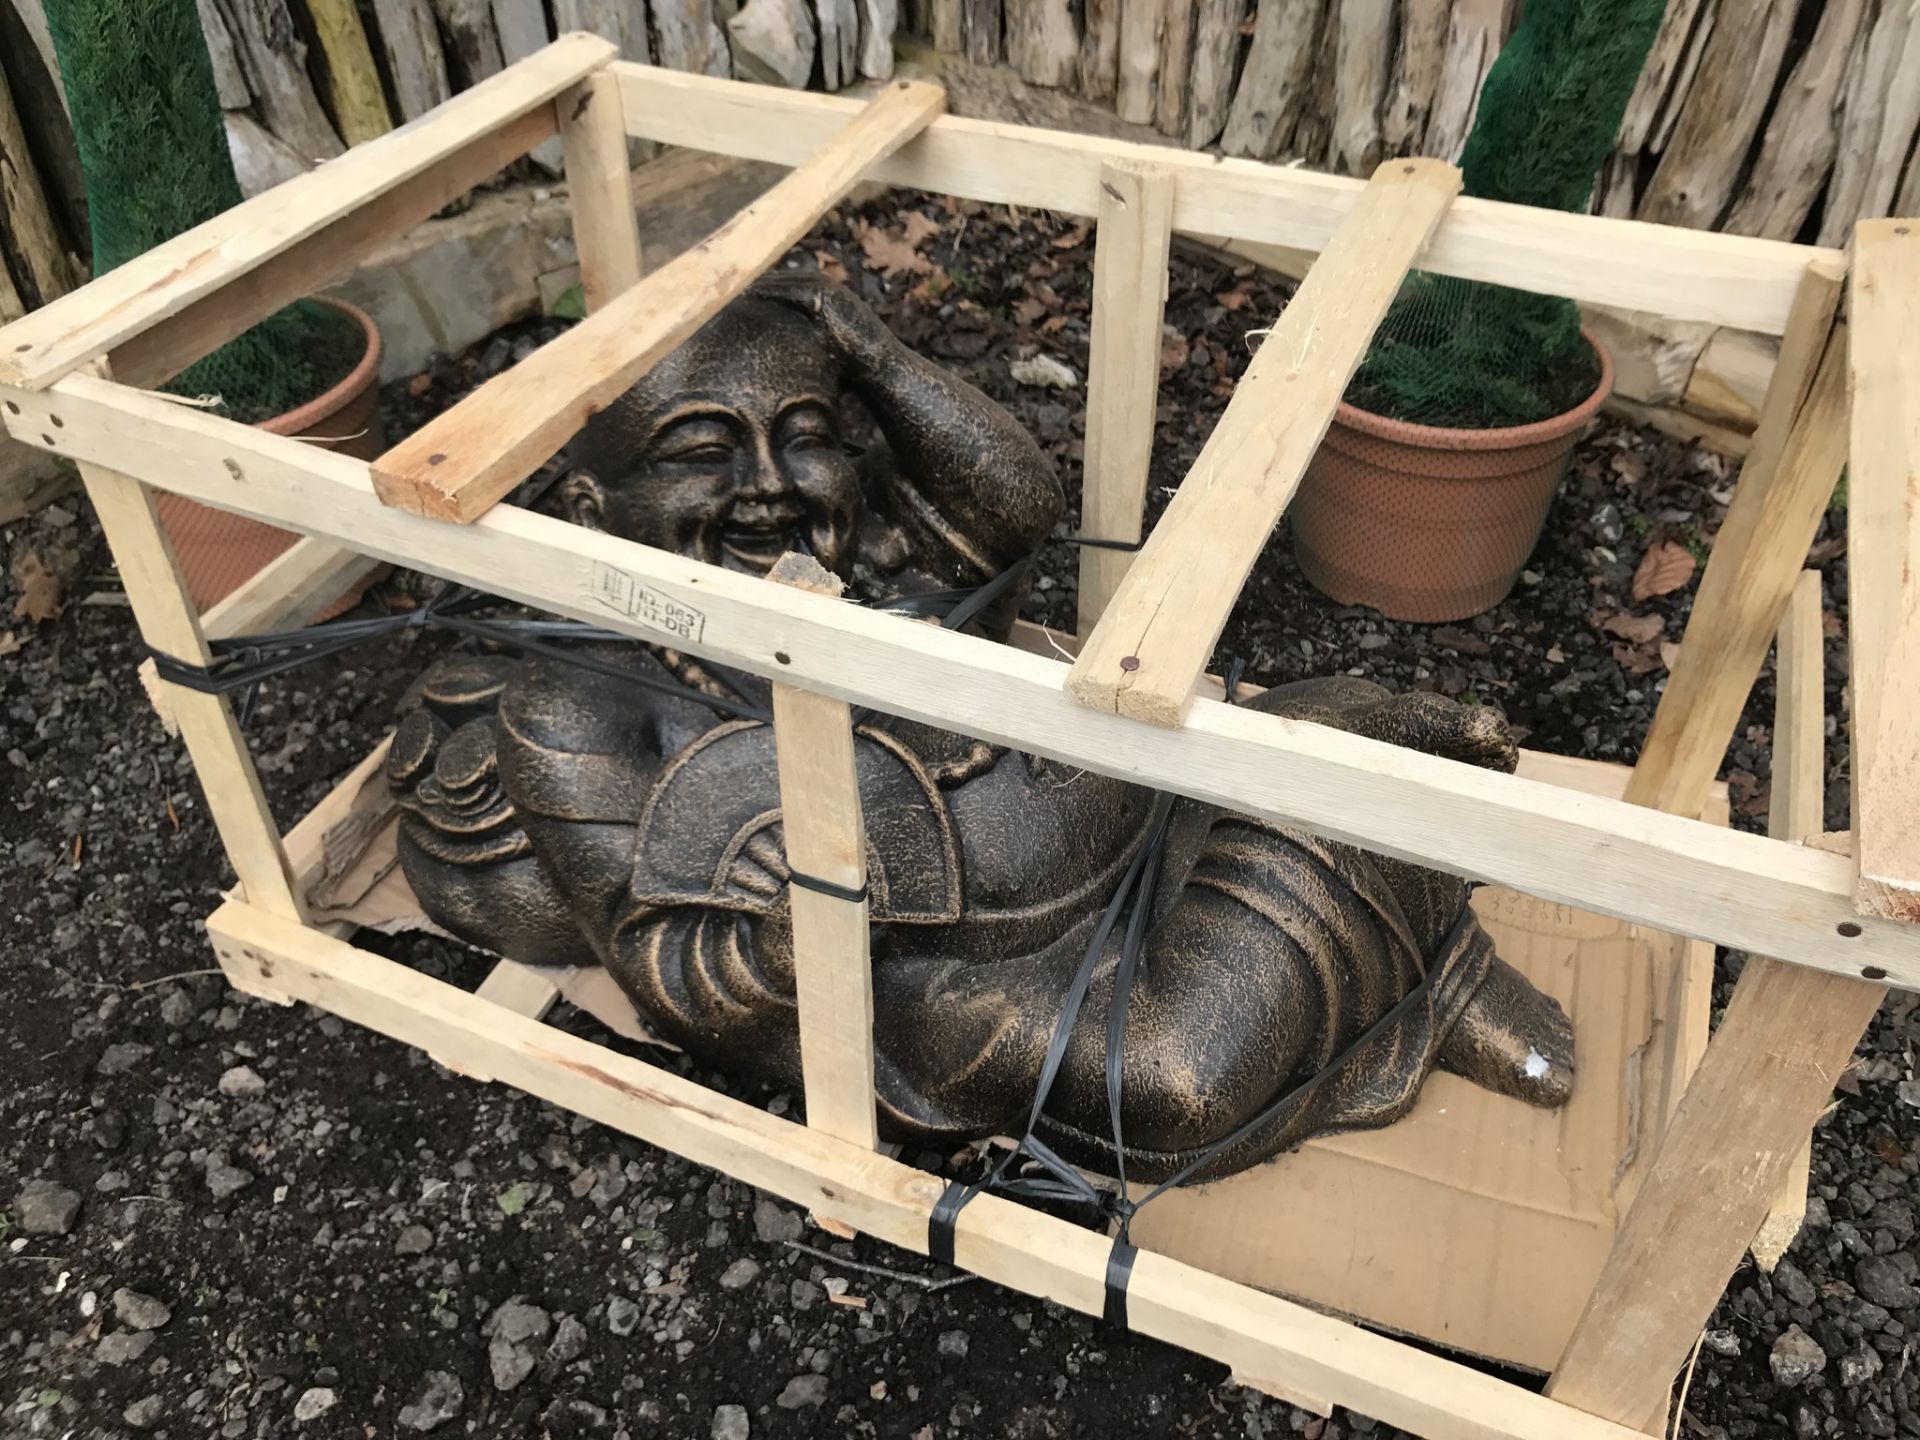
xmin=4 ymin=190 xmax=1918 ymax=1440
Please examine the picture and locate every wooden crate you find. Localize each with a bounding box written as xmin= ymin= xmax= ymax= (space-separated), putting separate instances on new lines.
xmin=3 ymin=35 xmax=1915 ymax=1440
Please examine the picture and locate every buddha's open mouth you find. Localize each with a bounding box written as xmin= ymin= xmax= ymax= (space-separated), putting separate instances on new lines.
xmin=720 ymin=504 xmax=807 ymax=570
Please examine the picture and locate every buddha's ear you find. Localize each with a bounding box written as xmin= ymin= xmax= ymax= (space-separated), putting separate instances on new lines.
xmin=559 ymin=469 xmax=608 ymax=530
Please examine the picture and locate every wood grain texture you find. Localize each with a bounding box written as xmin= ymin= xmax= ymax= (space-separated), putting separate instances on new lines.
xmin=1182 ymin=0 xmax=1247 ymax=149
xmin=0 ymin=59 xmax=77 ymax=309
xmin=1066 ymin=159 xmax=1460 ymax=726
xmin=1152 ymin=0 xmax=1194 ymax=133
xmin=14 ymin=369 xmax=1920 ymax=987
xmin=1749 ymin=570 xmax=1826 ymax=1274
xmin=1077 ymin=161 xmax=1173 ymax=637
xmin=1546 ymin=609 xmax=1882 ymax=1420
xmin=1424 ymin=0 xmax=1507 ymax=161
xmin=1006 ymin=0 xmax=1079 ymax=88
xmin=554 ymin=0 xmax=651 ymax=61
xmin=308 ymin=0 xmax=396 ymax=144
xmin=609 ymin=63 xmax=1836 ymax=336
xmin=768 ymin=553 xmax=880 ymax=1151
xmin=1623 ymin=262 xmax=1847 ymax=820
xmin=0 ymin=35 xmax=610 ymax=391
xmin=369 ymin=80 xmax=944 ymax=522
xmin=1330 ymin=0 xmax=1392 ymax=174
xmin=1077 ymin=0 xmax=1118 ymax=98
xmin=432 ymin=0 xmax=507 ymax=83
xmin=558 ymin=73 xmax=643 ymax=311
xmin=1848 ymin=220 xmax=1920 ymax=922
xmin=208 ymin=898 xmax=1657 ymax=1440
xmin=213 ymin=0 xmax=345 ymax=161
xmin=1822 ymin=2 xmax=1920 ymax=247
xmin=1380 ymin=0 xmax=1447 ymax=156
xmin=369 ymin=0 xmax=453 ymax=120
xmin=196 ymin=0 xmax=254 ymax=108
xmin=1114 ymin=0 xmax=1163 ymax=123
xmin=1219 ymin=0 xmax=1322 ymax=158
xmin=80 ymin=450 xmax=305 ymax=923
xmin=1637 ymin=0 xmax=1799 ymax=230
xmin=1723 ymin=0 xmax=1864 ymax=241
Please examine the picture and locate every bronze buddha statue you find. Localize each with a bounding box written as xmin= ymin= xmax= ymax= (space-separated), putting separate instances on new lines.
xmin=391 ymin=273 xmax=1574 ymax=1184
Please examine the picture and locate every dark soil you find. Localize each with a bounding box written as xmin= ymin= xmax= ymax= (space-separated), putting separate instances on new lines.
xmin=3 ymin=188 xmax=1915 ymax=1440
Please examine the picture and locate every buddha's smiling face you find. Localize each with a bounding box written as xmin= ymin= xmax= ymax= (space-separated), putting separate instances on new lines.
xmin=564 ymin=298 xmax=862 ymax=577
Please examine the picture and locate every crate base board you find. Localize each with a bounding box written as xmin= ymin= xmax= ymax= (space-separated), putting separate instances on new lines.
xmin=204 ymin=896 xmax=1646 ymax=1440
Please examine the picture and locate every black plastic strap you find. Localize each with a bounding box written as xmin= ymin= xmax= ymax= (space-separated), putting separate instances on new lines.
xmin=1066 ymin=535 xmax=1145 ymax=553
xmin=928 ymin=1178 xmax=975 ymax=1265
xmin=1103 ymin=1238 xmax=1138 ymax=1327
xmin=787 ymin=869 xmax=868 ymax=904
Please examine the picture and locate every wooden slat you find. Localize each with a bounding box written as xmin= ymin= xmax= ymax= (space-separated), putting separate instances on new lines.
xmin=1545 ymin=569 xmax=1883 ymax=1428
xmin=1623 ymin=260 xmax=1848 ymax=818
xmin=769 ymin=554 xmax=879 ymax=1151
xmin=0 ymin=34 xmax=616 ymax=391
xmin=1067 ymin=159 xmax=1460 ymax=727
xmin=79 ymin=441 xmax=305 ymax=922
xmin=1077 ymin=161 xmax=1174 ymax=638
xmin=369 ymin=79 xmax=947 ymax=523
xmin=207 ymin=898 xmax=1652 ymax=1440
xmin=1750 ymin=570 xmax=1827 ymax=1272
xmin=14 ymin=372 xmax=1920 ymax=988
xmin=1848 ymin=220 xmax=1920 ymax=921
xmin=557 ymin=71 xmax=644 ymax=312
xmin=111 ymin=106 xmax=555 ymax=391
xmin=609 ymin=63 xmax=1836 ymax=336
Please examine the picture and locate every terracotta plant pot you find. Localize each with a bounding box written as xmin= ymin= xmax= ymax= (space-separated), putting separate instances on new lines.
xmin=1291 ymin=332 xmax=1614 ymax=623
xmin=154 ymin=297 xmax=384 ymax=612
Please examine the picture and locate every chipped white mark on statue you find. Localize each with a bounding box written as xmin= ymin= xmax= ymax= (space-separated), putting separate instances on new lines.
xmin=1524 ymin=1049 xmax=1550 ymax=1080
xmin=591 ymin=561 xmax=706 ymax=644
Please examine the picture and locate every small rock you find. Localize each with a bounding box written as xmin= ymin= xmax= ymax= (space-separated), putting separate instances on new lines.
xmin=719 ymin=1258 xmax=761 ymax=1291
xmin=752 ymin=1196 xmax=803 ymax=1245
xmin=1702 ymin=1329 xmax=1741 ymax=1357
xmin=937 ymin=1329 xmax=970 ymax=1359
xmin=606 ymin=1295 xmax=640 ymax=1336
xmin=123 ymin=1395 xmax=164 ymax=1431
xmin=488 ymin=1301 xmax=551 ymax=1391
xmin=547 ymin=1315 xmax=588 ymax=1365
xmin=89 ymin=1109 xmax=127 ymax=1151
xmin=1840 ymin=1344 xmax=1884 ymax=1388
xmin=218 ymin=1065 xmax=266 ymax=1098
xmin=1856 ymin=1254 xmax=1920 ymax=1309
xmin=1774 ymin=1259 xmax=1817 ymax=1309
xmin=1769 ymin=1324 xmax=1828 ymax=1387
xmin=14 ymin=1178 xmax=81 ymax=1235
xmin=97 ymin=1330 xmax=156 ymax=1367
xmin=777 ymin=1374 xmax=829 ymax=1409
xmin=113 ymin=1288 xmax=172 ymax=1331
xmin=398 ymin=1370 xmax=464 ymax=1432
xmin=1009 ymin=354 xmax=1079 ymax=390
xmin=712 ymin=1403 xmax=751 ymax=1440
xmin=790 ymin=1279 xmax=820 ymax=1310
xmin=159 ymin=989 xmax=195 ymax=1028
xmin=97 ymin=1041 xmax=151 ymax=1076
xmin=206 ymin=1159 xmax=254 ymax=1199
xmin=395 ymin=1225 xmax=434 ymax=1255
xmin=294 ymin=1387 xmax=337 ymax=1423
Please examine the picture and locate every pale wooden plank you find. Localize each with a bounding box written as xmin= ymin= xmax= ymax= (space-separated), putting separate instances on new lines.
xmin=12 ymin=372 xmax=1919 ymax=988
xmin=206 ymin=898 xmax=1652 ymax=1440
xmin=0 ymin=34 xmax=616 ymax=391
xmin=369 ymin=79 xmax=946 ymax=523
xmin=1623 ymin=260 xmax=1848 ymax=818
xmin=1544 ymin=567 xmax=1883 ymax=1426
xmin=1066 ymin=159 xmax=1460 ymax=727
xmin=1077 ymin=161 xmax=1173 ymax=638
xmin=307 ymin=0 xmax=396 ymax=145
xmin=1848 ymin=220 xmax=1920 ymax=921
xmin=433 ymin=958 xmax=563 ymax=1080
xmin=112 ymin=106 xmax=554 ymax=391
xmin=80 ymin=453 xmax=306 ymax=923
xmin=768 ymin=554 xmax=879 ymax=1151
xmin=557 ymin=72 xmax=644 ymax=311
xmin=1750 ymin=570 xmax=1826 ymax=1273
xmin=608 ymin=62 xmax=1836 ymax=336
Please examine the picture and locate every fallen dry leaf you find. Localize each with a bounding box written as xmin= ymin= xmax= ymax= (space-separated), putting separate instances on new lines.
xmin=901 ymin=211 xmax=941 ymax=248
xmin=1039 ymin=314 xmax=1068 ymax=336
xmin=1631 ymin=540 xmax=1696 ymax=601
xmin=1160 ymin=326 xmax=1190 ymax=373
xmin=1612 ymin=643 xmax=1663 ymax=675
xmin=858 ymin=225 xmax=932 ymax=279
xmin=1659 ymin=641 xmax=1682 ymax=670
xmin=908 ymin=268 xmax=953 ymax=302
xmin=1013 ymin=295 xmax=1048 ymax=326
xmin=1598 ymin=610 xmax=1665 ymax=646
xmin=0 ymin=630 xmax=19 ymax=657
xmin=1216 ymin=281 xmax=1254 ymax=311
xmin=815 ymin=250 xmax=849 ymax=284
xmin=1051 ymin=218 xmax=1092 ymax=250
xmin=11 ymin=549 xmax=65 ymax=624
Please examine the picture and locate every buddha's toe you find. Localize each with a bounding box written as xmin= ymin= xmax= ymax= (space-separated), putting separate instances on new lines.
xmin=1436 ymin=955 xmax=1575 ymax=1108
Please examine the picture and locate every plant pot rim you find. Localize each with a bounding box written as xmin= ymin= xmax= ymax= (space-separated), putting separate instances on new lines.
xmin=258 ymin=296 xmax=381 ymax=437
xmin=1331 ymin=328 xmax=1614 ymax=451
